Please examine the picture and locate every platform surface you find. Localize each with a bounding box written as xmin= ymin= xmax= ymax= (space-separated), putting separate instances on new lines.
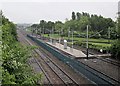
xmin=46 ymin=42 xmax=86 ymax=57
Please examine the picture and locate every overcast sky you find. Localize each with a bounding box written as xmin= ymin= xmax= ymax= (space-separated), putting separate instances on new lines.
xmin=1 ymin=0 xmax=119 ymax=24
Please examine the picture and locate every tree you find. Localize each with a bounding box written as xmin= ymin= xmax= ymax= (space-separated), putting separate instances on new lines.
xmin=39 ymin=20 xmax=47 ymax=28
xmin=46 ymin=21 xmax=54 ymax=29
xmin=77 ymin=16 xmax=90 ymax=31
xmin=72 ymin=12 xmax=76 ymax=20
xmin=76 ymin=12 xmax=81 ymax=20
xmin=1 ymin=14 xmax=42 ymax=85
xmin=110 ymin=17 xmax=120 ymax=59
xmin=117 ymin=17 xmax=120 ymax=38
xmin=55 ymin=21 xmax=63 ymax=33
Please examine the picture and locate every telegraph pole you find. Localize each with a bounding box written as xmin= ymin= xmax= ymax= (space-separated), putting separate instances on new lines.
xmin=36 ymin=28 xmax=37 ymax=38
xmin=108 ymin=27 xmax=110 ymax=44
xmin=72 ymin=29 xmax=73 ymax=50
xmin=32 ymin=28 xmax=33 ymax=36
xmin=59 ymin=29 xmax=61 ymax=44
xmin=86 ymin=25 xmax=89 ymax=59
xmin=43 ymin=26 xmax=44 ymax=40
xmin=52 ymin=27 xmax=54 ymax=43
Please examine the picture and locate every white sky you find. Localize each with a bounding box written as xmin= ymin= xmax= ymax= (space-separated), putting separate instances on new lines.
xmin=1 ymin=0 xmax=120 ymax=24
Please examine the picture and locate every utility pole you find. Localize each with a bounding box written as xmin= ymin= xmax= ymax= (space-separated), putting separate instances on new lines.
xmin=68 ymin=27 xmax=70 ymax=41
xmin=72 ymin=29 xmax=73 ymax=50
xmin=52 ymin=27 xmax=54 ymax=43
xmin=32 ymin=28 xmax=33 ymax=36
xmin=59 ymin=29 xmax=61 ymax=44
xmin=40 ymin=28 xmax=41 ymax=37
xmin=50 ymin=30 xmax=52 ymax=43
xmin=108 ymin=27 xmax=110 ymax=44
xmin=43 ymin=26 xmax=44 ymax=40
xmin=86 ymin=25 xmax=89 ymax=59
xmin=36 ymin=28 xmax=38 ymax=38
xmin=36 ymin=28 xmax=37 ymax=38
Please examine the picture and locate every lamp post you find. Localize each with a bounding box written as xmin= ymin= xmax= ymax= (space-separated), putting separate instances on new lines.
xmin=86 ymin=25 xmax=89 ymax=59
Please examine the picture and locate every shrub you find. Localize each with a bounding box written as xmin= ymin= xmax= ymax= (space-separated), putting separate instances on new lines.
xmin=110 ymin=40 xmax=120 ymax=60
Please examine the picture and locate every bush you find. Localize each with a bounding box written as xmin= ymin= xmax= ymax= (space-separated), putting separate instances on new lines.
xmin=1 ymin=15 xmax=42 ymax=85
xmin=110 ymin=40 xmax=120 ymax=60
xmin=73 ymin=40 xmax=82 ymax=46
xmin=74 ymin=40 xmax=110 ymax=53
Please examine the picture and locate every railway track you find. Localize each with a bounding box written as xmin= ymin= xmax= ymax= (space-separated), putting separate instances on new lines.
xmin=60 ymin=40 xmax=120 ymax=67
xmin=32 ymin=37 xmax=119 ymax=85
xmin=20 ymin=30 xmax=120 ymax=85
xmin=34 ymin=49 xmax=78 ymax=85
xmin=18 ymin=31 xmax=64 ymax=84
xmin=81 ymin=50 xmax=120 ymax=67
xmin=20 ymin=30 xmax=120 ymax=67
xmin=49 ymin=43 xmax=120 ymax=84
xmin=36 ymin=46 xmax=79 ymax=85
xmin=18 ymin=30 xmax=52 ymax=85
xmin=28 ymin=57 xmax=51 ymax=85
xmin=18 ymin=30 xmax=79 ymax=85
xmin=54 ymin=45 xmax=120 ymax=84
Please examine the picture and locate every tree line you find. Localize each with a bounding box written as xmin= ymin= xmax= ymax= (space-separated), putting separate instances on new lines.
xmin=30 ymin=11 xmax=120 ymax=59
xmin=110 ymin=16 xmax=120 ymax=59
xmin=31 ymin=11 xmax=117 ymax=39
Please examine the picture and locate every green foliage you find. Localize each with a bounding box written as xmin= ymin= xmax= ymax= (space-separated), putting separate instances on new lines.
xmin=76 ymin=12 xmax=81 ymax=20
xmin=110 ymin=17 xmax=120 ymax=59
xmin=39 ymin=20 xmax=47 ymax=28
xmin=110 ymin=40 xmax=120 ymax=59
xmin=2 ymin=70 xmax=16 ymax=84
xmin=74 ymin=40 xmax=111 ymax=52
xmin=1 ymin=15 xmax=42 ymax=85
xmin=31 ymin=11 xmax=116 ymax=40
xmin=55 ymin=21 xmax=64 ymax=32
xmin=46 ymin=21 xmax=55 ymax=29
xmin=117 ymin=17 xmax=120 ymax=38
xmin=72 ymin=12 xmax=76 ymax=20
xmin=30 ymin=11 xmax=119 ymax=60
